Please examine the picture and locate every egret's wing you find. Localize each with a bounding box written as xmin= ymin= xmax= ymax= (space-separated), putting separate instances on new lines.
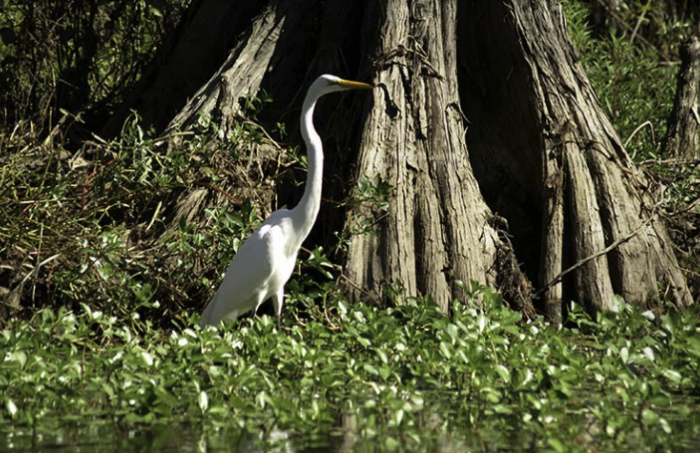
xmin=200 ymin=214 xmax=290 ymax=326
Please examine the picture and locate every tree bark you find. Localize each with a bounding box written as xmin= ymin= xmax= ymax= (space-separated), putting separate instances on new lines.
xmin=663 ymin=36 xmax=700 ymax=160
xmin=110 ymin=0 xmax=693 ymax=317
xmin=101 ymin=0 xmax=265 ymax=137
xmin=341 ymin=0 xmax=507 ymax=311
xmin=459 ymin=0 xmax=693 ymax=316
xmin=164 ymin=0 xmax=319 ymax=135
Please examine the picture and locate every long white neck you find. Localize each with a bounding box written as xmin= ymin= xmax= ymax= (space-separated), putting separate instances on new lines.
xmin=291 ymin=92 xmax=324 ymax=248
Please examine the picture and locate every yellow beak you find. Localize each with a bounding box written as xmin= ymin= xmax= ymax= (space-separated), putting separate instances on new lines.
xmin=336 ymin=79 xmax=374 ymax=90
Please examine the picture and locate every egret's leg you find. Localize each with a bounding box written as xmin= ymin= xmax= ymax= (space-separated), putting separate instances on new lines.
xmin=252 ymin=292 xmax=269 ymax=321
xmin=271 ymin=288 xmax=284 ymax=329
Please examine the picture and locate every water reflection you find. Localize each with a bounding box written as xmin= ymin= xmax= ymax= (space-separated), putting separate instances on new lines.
xmin=2 ymin=406 xmax=699 ymax=453
xmin=0 ymin=417 xmax=463 ymax=453
xmin=0 ymin=422 xmax=341 ymax=453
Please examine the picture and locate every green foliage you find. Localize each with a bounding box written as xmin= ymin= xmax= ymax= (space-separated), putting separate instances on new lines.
xmin=0 ymin=0 xmax=187 ymax=130
xmin=583 ymin=33 xmax=676 ymax=160
xmin=1 ymin=292 xmax=699 ymax=450
xmin=561 ymin=0 xmax=698 ymax=160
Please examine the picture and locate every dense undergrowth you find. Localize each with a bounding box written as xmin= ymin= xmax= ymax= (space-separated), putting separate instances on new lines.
xmin=0 ymin=0 xmax=187 ymax=131
xmin=2 ymin=290 xmax=699 ymax=451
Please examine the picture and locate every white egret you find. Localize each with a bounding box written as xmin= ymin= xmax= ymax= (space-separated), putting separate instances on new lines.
xmin=200 ymin=74 xmax=373 ymax=328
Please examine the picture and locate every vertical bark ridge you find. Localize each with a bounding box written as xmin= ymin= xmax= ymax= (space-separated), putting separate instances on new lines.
xmin=565 ymin=144 xmax=615 ymax=310
xmin=344 ymin=0 xmax=500 ymax=309
xmin=540 ymin=140 xmax=565 ymax=323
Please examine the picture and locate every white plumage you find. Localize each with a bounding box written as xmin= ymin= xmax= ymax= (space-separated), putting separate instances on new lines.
xmin=200 ymin=74 xmax=373 ymax=328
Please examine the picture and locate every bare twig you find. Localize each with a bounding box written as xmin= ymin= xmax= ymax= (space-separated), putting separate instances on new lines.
xmin=198 ymin=181 xmax=243 ymax=205
xmin=535 ymin=213 xmax=656 ymax=297
xmin=624 ymin=121 xmax=655 ymax=148
xmin=628 ymin=0 xmax=650 ymax=46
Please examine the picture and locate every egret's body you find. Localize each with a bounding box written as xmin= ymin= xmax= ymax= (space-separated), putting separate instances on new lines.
xmin=200 ymin=74 xmax=372 ymax=327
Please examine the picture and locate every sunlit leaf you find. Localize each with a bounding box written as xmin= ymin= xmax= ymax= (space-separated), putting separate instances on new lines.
xmin=663 ymin=369 xmax=682 ymax=384
xmin=198 ymin=391 xmax=208 ymax=412
xmin=495 ymin=365 xmax=511 ymax=383
xmin=6 ymin=400 xmax=17 ymax=417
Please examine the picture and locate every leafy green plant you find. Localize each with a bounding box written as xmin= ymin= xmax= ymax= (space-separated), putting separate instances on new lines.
xmin=1 ymin=295 xmax=699 ymax=451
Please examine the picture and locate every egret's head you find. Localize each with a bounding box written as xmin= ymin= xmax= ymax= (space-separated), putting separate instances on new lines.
xmin=313 ymin=74 xmax=374 ymax=96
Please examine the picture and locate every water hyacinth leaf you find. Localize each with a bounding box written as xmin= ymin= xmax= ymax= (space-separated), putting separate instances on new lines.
xmin=491 ymin=404 xmax=512 ymax=414
xmin=256 ymin=391 xmax=268 ymax=409
xmin=439 ymin=342 xmax=452 ymax=360
xmin=609 ymin=294 xmax=626 ymax=313
xmin=548 ymin=438 xmax=565 ymax=453
xmin=660 ymin=417 xmax=672 ymax=435
xmin=456 ymin=349 xmax=469 ymax=364
xmin=478 ymin=315 xmax=487 ymax=334
xmin=363 ymin=364 xmax=379 ymax=376
xmin=353 ymin=311 xmax=366 ymax=324
xmin=141 ymin=351 xmax=154 ymax=367
xmin=686 ymin=337 xmax=700 ymax=358
xmin=394 ymin=408 xmax=404 ymax=425
xmin=110 ymin=352 xmax=123 ymax=364
xmin=620 ymin=347 xmax=629 ymax=364
xmin=6 ymin=400 xmax=17 ymax=417
xmin=642 ymin=408 xmax=659 ymax=426
xmin=663 ymin=369 xmax=682 ymax=384
xmin=642 ymin=310 xmax=655 ymax=320
xmin=375 ymin=348 xmax=389 ymax=364
xmin=378 ymin=366 xmax=391 ymax=381
xmin=489 ymin=335 xmax=507 ymax=346
xmin=183 ymin=328 xmax=198 ymax=338
xmin=495 ymin=365 xmax=511 ymax=384
xmin=356 ymin=336 xmax=371 ymax=348
xmin=446 ymin=323 xmax=459 ymax=341
xmin=384 ymin=436 xmax=401 ymax=450
xmin=5 ymin=351 xmax=27 ymax=368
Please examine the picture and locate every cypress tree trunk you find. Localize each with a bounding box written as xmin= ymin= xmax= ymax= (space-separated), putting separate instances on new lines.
xmin=110 ymin=0 xmax=692 ymax=317
xmin=342 ymin=0 xmax=507 ymax=311
xmin=459 ymin=1 xmax=692 ymax=318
